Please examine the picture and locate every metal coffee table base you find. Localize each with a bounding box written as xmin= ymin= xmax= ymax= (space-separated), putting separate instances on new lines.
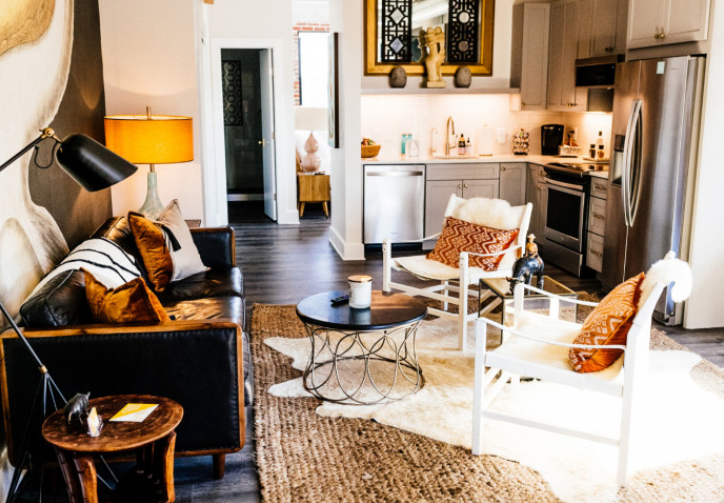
xmin=301 ymin=321 xmax=424 ymax=405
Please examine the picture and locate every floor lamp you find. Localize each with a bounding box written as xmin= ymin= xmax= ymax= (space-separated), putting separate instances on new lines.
xmin=0 ymin=128 xmax=137 ymax=502
xmin=104 ymin=107 xmax=193 ymax=220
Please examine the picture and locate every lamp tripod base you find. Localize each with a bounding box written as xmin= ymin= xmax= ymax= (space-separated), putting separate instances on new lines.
xmin=138 ymin=168 xmax=164 ymax=220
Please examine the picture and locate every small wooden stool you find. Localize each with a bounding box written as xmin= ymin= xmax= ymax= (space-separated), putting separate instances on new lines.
xmin=297 ymin=173 xmax=330 ymax=218
xmin=42 ymin=394 xmax=183 ymax=503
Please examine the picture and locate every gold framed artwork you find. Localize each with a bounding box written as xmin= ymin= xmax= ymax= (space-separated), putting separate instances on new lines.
xmin=365 ymin=0 xmax=495 ymax=76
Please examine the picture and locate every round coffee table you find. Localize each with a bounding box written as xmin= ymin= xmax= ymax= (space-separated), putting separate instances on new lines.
xmin=42 ymin=394 xmax=183 ymax=503
xmin=296 ymin=290 xmax=427 ymax=405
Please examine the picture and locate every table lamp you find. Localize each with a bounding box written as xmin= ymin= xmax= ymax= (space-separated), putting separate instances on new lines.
xmin=295 ymin=106 xmax=328 ymax=173
xmin=104 ymin=107 xmax=193 ymax=219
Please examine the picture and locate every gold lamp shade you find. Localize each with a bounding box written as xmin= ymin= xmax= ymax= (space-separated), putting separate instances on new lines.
xmin=104 ymin=115 xmax=193 ymax=164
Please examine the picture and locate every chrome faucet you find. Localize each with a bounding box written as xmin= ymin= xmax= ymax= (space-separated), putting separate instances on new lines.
xmin=445 ymin=116 xmax=456 ymax=155
xmin=429 ymin=127 xmax=438 ymax=157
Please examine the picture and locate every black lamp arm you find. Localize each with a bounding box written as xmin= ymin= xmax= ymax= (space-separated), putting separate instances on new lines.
xmin=0 ymin=302 xmax=48 ymax=376
xmin=0 ymin=128 xmax=61 ymax=175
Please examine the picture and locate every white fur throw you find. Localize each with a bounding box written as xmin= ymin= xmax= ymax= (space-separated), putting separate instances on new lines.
xmin=448 ymin=196 xmax=526 ymax=231
xmin=638 ymin=251 xmax=693 ymax=310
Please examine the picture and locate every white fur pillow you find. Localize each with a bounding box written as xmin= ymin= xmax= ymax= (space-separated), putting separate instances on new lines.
xmin=449 ymin=197 xmax=525 ymax=230
xmin=157 ymin=200 xmax=208 ymax=282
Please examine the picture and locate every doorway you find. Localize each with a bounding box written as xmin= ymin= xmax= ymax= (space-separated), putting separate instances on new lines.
xmin=220 ymin=49 xmax=277 ymax=221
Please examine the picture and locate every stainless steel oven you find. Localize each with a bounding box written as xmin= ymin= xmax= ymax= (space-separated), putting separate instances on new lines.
xmin=545 ymin=177 xmax=586 ymax=252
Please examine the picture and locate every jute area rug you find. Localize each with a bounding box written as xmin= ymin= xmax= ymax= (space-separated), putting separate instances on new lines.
xmin=251 ymin=303 xmax=724 ymax=503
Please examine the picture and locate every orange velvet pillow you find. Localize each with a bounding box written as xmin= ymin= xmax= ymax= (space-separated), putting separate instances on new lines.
xmin=84 ymin=270 xmax=170 ymax=324
xmin=128 ymin=212 xmax=173 ymax=292
xmin=569 ymin=272 xmax=645 ymax=373
xmin=427 ymin=216 xmax=519 ymax=271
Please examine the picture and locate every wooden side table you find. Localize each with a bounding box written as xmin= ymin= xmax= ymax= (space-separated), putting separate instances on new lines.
xmin=42 ymin=395 xmax=183 ymax=503
xmin=297 ymin=173 xmax=330 ymax=218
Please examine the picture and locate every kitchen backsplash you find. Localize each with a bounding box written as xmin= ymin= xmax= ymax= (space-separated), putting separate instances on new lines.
xmin=361 ymin=94 xmax=613 ymax=159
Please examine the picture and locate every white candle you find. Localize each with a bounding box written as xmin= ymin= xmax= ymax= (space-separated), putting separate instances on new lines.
xmin=348 ymin=275 xmax=372 ymax=309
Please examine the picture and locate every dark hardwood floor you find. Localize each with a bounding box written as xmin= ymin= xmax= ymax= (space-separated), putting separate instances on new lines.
xmin=171 ymin=201 xmax=724 ymax=502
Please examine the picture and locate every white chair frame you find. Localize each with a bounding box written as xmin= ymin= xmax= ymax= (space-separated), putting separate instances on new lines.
xmin=472 ymin=279 xmax=668 ymax=487
xmin=382 ymin=197 xmax=533 ymax=351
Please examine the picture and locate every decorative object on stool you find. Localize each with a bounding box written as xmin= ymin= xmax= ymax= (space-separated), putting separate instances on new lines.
xmin=64 ymin=392 xmax=90 ymax=426
xmin=86 ymin=407 xmax=103 ymax=437
xmin=508 ymin=234 xmax=545 ymax=289
xmin=295 ymin=106 xmax=328 ymax=173
xmin=0 ymin=128 xmax=136 ymax=502
xmin=389 ymin=66 xmax=407 ymax=88
xmin=454 ymin=66 xmax=472 ymax=88
xmin=348 ymin=275 xmax=373 ymax=309
xmin=104 ymin=106 xmax=194 ymax=219
xmin=420 ymin=27 xmax=446 ymax=88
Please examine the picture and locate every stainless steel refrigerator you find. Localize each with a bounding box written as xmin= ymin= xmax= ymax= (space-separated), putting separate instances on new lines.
xmin=603 ymin=56 xmax=704 ymax=324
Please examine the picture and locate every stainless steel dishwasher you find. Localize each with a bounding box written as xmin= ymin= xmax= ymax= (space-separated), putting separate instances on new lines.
xmin=363 ymin=164 xmax=425 ymax=244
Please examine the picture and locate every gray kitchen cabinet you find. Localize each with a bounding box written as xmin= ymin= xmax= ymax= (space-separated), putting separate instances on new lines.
xmin=526 ymin=164 xmax=548 ymax=247
xmin=547 ymin=0 xmax=587 ymax=112
xmin=511 ymin=3 xmax=551 ymax=111
xmin=627 ymin=0 xmax=710 ymax=49
xmin=579 ymin=0 xmax=628 ymax=57
xmin=500 ymin=163 xmax=527 ymax=206
xmin=586 ymin=180 xmax=608 ymax=273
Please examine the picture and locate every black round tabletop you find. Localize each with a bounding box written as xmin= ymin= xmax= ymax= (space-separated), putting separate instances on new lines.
xmin=296 ymin=290 xmax=427 ymax=331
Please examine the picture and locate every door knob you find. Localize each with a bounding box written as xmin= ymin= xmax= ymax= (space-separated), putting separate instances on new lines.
xmin=258 ymin=139 xmax=267 ymax=147
xmin=458 ymin=184 xmax=463 ymax=189
xmin=463 ymin=184 xmax=469 ymax=188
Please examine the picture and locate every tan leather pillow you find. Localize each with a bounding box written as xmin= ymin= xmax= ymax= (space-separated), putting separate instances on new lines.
xmin=84 ymin=270 xmax=170 ymax=324
xmin=569 ymin=272 xmax=645 ymax=373
xmin=128 ymin=212 xmax=173 ymax=292
xmin=427 ymin=216 xmax=519 ymax=271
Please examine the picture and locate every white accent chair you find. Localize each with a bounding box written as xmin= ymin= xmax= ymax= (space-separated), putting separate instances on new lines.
xmin=382 ymin=195 xmax=533 ymax=351
xmin=471 ymin=252 xmax=692 ymax=487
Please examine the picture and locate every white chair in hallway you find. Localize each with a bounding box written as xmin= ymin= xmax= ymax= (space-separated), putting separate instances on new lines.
xmin=471 ymin=252 xmax=693 ymax=487
xmin=382 ymin=194 xmax=532 ymax=351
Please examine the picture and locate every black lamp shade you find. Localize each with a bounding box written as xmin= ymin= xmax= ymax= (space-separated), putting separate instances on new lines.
xmin=56 ymin=134 xmax=138 ymax=192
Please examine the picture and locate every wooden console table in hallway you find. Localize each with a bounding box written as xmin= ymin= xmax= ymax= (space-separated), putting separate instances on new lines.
xmin=297 ymin=173 xmax=330 ymax=218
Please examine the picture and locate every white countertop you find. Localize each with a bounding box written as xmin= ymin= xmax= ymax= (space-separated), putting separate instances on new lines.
xmin=363 ymin=154 xmax=610 ymax=178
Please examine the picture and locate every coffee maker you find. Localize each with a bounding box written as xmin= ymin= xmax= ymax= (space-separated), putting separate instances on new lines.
xmin=541 ymin=124 xmax=564 ymax=155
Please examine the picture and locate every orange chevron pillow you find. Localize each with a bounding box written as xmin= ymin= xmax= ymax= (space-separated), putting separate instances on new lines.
xmin=569 ymin=272 xmax=645 ymax=373
xmin=427 ymin=217 xmax=519 ymax=271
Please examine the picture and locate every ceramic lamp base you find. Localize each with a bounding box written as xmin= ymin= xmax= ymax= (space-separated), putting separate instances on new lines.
xmin=138 ymin=169 xmax=164 ymax=220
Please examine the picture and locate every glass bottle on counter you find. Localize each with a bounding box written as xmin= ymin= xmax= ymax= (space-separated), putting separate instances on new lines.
xmin=597 ymin=144 xmax=605 ymax=160
xmin=458 ymin=133 xmax=466 ymax=155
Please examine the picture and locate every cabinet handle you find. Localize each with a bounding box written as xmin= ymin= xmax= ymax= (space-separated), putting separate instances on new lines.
xmin=502 ymin=167 xmax=506 ymax=171
xmin=654 ymin=32 xmax=666 ymax=40
xmin=591 ymin=250 xmax=603 ymax=258
xmin=463 ymin=184 xmax=469 ymax=188
xmin=458 ymin=184 xmax=463 ymax=189
xmin=593 ymin=213 xmax=605 ymax=220
xmin=593 ymin=183 xmax=606 ymax=191
xmin=605 ymin=46 xmax=613 ymax=52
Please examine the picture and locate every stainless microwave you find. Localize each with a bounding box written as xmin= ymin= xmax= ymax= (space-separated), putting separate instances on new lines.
xmin=575 ymin=55 xmax=622 ymax=87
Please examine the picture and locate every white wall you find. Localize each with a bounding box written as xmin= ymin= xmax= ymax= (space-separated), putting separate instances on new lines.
xmin=205 ymin=0 xmax=298 ymax=225
xmin=99 ymin=0 xmax=204 ymax=220
xmin=685 ymin=0 xmax=724 ymax=329
xmin=329 ymin=0 xmax=365 ymax=260
xmin=293 ymin=0 xmax=330 ymax=25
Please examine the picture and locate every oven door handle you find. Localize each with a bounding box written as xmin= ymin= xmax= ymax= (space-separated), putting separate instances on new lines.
xmin=545 ymin=178 xmax=584 ymax=192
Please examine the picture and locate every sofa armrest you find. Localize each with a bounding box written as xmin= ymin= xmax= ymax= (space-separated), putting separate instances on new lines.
xmin=191 ymin=227 xmax=236 ymax=268
xmin=0 ymin=321 xmax=244 ymax=465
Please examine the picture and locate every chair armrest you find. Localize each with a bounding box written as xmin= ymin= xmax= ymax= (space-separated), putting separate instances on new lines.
xmin=477 ymin=316 xmax=626 ymax=351
xmin=383 ymin=233 xmax=442 ymax=245
xmin=462 ymin=244 xmax=522 ymax=259
xmin=191 ymin=227 xmax=236 ymax=268
xmin=0 ymin=320 xmax=245 ymax=464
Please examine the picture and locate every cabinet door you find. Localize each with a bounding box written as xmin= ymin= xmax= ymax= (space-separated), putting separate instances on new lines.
xmin=664 ymin=0 xmax=710 ymax=44
xmin=546 ymin=1 xmax=565 ymax=109
xmin=561 ymin=0 xmax=583 ymax=110
xmin=462 ymin=179 xmax=499 ymax=200
xmin=425 ymin=180 xmax=463 ymax=249
xmin=627 ymin=0 xmax=666 ymax=49
xmin=521 ymin=3 xmax=551 ymax=110
xmin=500 ymin=163 xmax=527 ymax=206
xmin=537 ymin=182 xmax=548 ymax=244
xmin=590 ymin=0 xmax=619 ymax=56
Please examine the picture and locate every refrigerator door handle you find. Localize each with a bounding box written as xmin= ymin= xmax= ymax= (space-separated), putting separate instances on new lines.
xmin=621 ymin=99 xmax=642 ymax=227
xmin=628 ymin=102 xmax=644 ymax=226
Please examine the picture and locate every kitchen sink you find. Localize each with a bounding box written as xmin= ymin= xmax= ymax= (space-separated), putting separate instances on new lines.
xmin=431 ymin=154 xmax=480 ymax=159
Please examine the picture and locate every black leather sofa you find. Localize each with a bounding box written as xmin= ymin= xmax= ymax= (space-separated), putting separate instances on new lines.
xmin=0 ymin=217 xmax=249 ymax=478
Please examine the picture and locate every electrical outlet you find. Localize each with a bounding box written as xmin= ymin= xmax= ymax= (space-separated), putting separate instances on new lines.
xmin=497 ymin=128 xmax=506 ymax=144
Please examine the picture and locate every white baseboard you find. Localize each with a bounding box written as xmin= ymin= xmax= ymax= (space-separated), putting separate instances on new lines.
xmin=329 ymin=226 xmax=365 ymax=261
xmin=277 ymin=209 xmax=300 ymax=225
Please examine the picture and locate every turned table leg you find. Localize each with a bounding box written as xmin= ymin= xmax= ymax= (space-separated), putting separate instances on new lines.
xmin=72 ymin=453 xmax=99 ymax=503
xmin=213 ymin=453 xmax=226 ymax=480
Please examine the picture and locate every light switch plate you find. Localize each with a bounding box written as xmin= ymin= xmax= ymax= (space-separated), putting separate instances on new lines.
xmin=497 ymin=128 xmax=506 ymax=144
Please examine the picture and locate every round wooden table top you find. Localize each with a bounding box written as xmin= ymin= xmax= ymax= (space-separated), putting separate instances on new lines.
xmin=42 ymin=394 xmax=183 ymax=453
xmin=296 ymin=290 xmax=427 ymax=331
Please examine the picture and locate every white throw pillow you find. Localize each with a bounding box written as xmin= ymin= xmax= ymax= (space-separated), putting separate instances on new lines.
xmin=156 ymin=200 xmax=208 ymax=281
